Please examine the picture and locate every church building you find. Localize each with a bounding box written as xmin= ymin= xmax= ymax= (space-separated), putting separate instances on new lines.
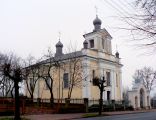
xmin=26 ymin=15 xmax=123 ymax=101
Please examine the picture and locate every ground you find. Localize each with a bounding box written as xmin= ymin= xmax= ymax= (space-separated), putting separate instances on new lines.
xmin=0 ymin=109 xmax=156 ymax=120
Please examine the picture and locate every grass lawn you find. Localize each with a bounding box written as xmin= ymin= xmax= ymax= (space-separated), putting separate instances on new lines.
xmin=82 ymin=113 xmax=99 ymax=118
xmin=0 ymin=118 xmax=30 ymax=120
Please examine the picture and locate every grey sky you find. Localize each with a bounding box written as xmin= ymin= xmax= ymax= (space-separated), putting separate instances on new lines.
xmin=0 ymin=0 xmax=156 ymax=92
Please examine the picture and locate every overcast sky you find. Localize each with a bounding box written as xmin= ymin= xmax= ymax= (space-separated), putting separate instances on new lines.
xmin=0 ymin=0 xmax=156 ymax=93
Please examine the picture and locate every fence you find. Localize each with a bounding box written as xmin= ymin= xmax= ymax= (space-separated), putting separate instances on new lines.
xmin=88 ymin=99 xmax=127 ymax=106
xmin=0 ymin=98 xmax=130 ymax=115
xmin=151 ymin=99 xmax=156 ymax=108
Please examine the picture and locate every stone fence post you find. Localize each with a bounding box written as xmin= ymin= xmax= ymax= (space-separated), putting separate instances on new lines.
xmin=65 ymin=98 xmax=70 ymax=107
xmin=112 ymin=100 xmax=115 ymax=111
xmin=37 ymin=98 xmax=41 ymax=106
xmin=84 ymin=98 xmax=88 ymax=113
xmin=122 ymin=100 xmax=126 ymax=110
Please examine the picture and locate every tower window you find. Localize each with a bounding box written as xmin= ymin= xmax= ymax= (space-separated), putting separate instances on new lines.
xmin=102 ymin=38 xmax=104 ymax=49
xmin=90 ymin=39 xmax=94 ymax=48
xmin=92 ymin=70 xmax=95 ymax=79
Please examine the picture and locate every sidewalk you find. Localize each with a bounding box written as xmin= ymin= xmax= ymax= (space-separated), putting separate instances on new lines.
xmin=23 ymin=109 xmax=156 ymax=120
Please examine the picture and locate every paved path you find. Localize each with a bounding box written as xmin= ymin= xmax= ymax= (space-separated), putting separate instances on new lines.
xmin=1 ymin=109 xmax=156 ymax=120
xmin=24 ymin=113 xmax=83 ymax=120
xmin=23 ymin=109 xmax=156 ymax=120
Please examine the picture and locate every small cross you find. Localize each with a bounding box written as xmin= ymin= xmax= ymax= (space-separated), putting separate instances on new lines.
xmin=116 ymin=44 xmax=118 ymax=51
xmin=58 ymin=31 xmax=61 ymax=41
xmin=95 ymin=6 xmax=98 ymax=16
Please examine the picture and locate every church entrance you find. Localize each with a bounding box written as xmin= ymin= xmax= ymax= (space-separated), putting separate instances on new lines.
xmin=128 ymin=84 xmax=151 ymax=109
xmin=140 ymin=88 xmax=144 ymax=108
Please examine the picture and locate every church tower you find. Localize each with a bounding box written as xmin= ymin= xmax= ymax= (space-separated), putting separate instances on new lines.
xmin=83 ymin=15 xmax=112 ymax=54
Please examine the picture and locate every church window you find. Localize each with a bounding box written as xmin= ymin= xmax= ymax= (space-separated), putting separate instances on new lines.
xmin=92 ymin=70 xmax=95 ymax=79
xmin=92 ymin=70 xmax=96 ymax=85
xmin=45 ymin=77 xmax=51 ymax=89
xmin=106 ymin=72 xmax=111 ymax=86
xmin=90 ymin=39 xmax=94 ymax=48
xmin=63 ymin=73 xmax=69 ymax=88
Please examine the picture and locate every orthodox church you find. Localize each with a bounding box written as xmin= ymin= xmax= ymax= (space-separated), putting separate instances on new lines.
xmin=26 ymin=15 xmax=123 ymax=101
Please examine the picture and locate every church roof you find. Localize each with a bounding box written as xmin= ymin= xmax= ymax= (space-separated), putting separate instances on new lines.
xmin=56 ymin=41 xmax=63 ymax=47
xmin=83 ymin=28 xmax=112 ymax=39
xmin=40 ymin=51 xmax=83 ymax=64
xmin=93 ymin=15 xmax=102 ymax=25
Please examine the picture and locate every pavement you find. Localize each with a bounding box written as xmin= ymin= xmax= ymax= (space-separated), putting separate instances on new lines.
xmin=24 ymin=109 xmax=156 ymax=120
xmin=1 ymin=109 xmax=156 ymax=120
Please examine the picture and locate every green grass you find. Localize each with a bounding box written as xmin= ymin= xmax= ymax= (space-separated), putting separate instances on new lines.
xmin=82 ymin=113 xmax=99 ymax=118
xmin=0 ymin=117 xmax=30 ymax=120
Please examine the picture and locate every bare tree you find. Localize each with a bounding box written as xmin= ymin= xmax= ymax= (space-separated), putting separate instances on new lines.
xmin=125 ymin=0 xmax=156 ymax=49
xmin=0 ymin=52 xmax=24 ymax=120
xmin=62 ymin=44 xmax=88 ymax=99
xmin=25 ymin=55 xmax=40 ymax=100
xmin=39 ymin=48 xmax=60 ymax=106
xmin=122 ymin=86 xmax=129 ymax=104
xmin=133 ymin=66 xmax=156 ymax=92
xmin=92 ymin=76 xmax=106 ymax=115
xmin=0 ymin=75 xmax=14 ymax=97
xmin=65 ymin=53 xmax=84 ymax=99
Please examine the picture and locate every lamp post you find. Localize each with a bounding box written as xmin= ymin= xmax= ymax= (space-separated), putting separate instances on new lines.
xmin=93 ymin=76 xmax=106 ymax=115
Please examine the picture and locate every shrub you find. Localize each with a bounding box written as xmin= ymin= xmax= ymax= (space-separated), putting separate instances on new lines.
xmin=88 ymin=104 xmax=99 ymax=112
xmin=0 ymin=110 xmax=14 ymax=116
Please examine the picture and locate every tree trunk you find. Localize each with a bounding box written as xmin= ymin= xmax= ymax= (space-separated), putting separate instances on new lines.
xmin=11 ymin=88 xmax=14 ymax=98
xmin=30 ymin=94 xmax=33 ymax=103
xmin=99 ymin=85 xmax=103 ymax=116
xmin=68 ymin=84 xmax=73 ymax=99
xmin=50 ymin=91 xmax=54 ymax=107
xmin=14 ymin=79 xmax=21 ymax=120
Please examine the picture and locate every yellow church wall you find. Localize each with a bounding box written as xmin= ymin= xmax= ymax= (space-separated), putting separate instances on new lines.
xmin=88 ymin=58 xmax=101 ymax=99
xmin=35 ymin=57 xmax=84 ymax=99
xmin=62 ymin=87 xmax=82 ymax=99
xmin=91 ymin=86 xmax=100 ymax=99
xmin=116 ymin=87 xmax=121 ymax=100
xmin=88 ymin=49 xmax=98 ymax=57
xmin=115 ymin=72 xmax=122 ymax=100
xmin=87 ymin=49 xmax=116 ymax=63
xmin=39 ymin=79 xmax=50 ymax=99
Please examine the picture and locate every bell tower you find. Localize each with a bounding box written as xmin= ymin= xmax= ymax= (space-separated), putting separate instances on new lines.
xmin=83 ymin=15 xmax=112 ymax=54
